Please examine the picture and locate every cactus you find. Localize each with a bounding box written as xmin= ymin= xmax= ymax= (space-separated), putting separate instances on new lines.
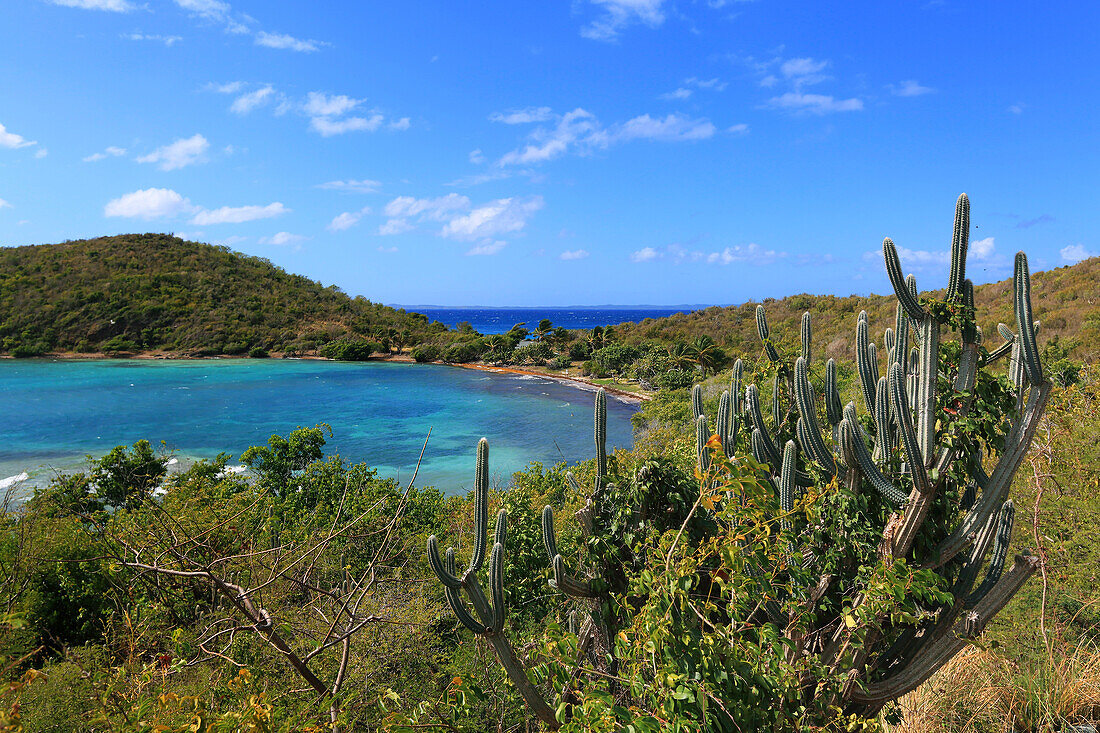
xmin=428 ymin=195 xmax=1046 ymax=722
xmin=426 ymin=438 xmax=558 ymax=727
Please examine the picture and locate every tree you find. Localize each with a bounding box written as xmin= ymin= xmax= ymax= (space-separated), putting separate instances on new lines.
xmin=90 ymin=439 xmax=168 ymax=509
xmin=532 ymin=319 xmax=553 ymax=342
xmin=240 ymin=425 xmax=330 ymax=498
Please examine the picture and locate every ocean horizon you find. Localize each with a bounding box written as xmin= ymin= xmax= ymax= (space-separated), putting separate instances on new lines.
xmin=397 ymin=306 xmax=698 ymax=335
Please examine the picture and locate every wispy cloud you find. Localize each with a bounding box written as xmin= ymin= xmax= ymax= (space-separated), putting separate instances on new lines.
xmin=1017 ymin=214 xmax=1054 ymax=229
xmin=1061 ymin=244 xmax=1097 ymax=264
xmin=317 ymin=179 xmax=381 ymax=194
xmin=0 ymin=123 xmax=36 ymax=149
xmin=441 ymin=197 xmax=544 ymax=241
xmin=0 ymin=198 xmax=12 ymax=209
xmin=328 ymin=206 xmax=372 ymax=232
xmin=495 ymin=108 xmax=715 ymax=166
xmin=191 ymin=202 xmax=287 ymax=225
xmin=230 ymin=86 xmax=275 ymax=114
xmin=1008 ymin=103 xmax=1025 ymax=115
xmin=46 ymin=0 xmax=135 ymax=11
xmin=123 ymin=33 xmax=183 ymax=46
xmin=490 ymin=107 xmax=554 ymax=124
xmin=764 ymin=92 xmax=863 ymax=114
xmin=135 ymin=134 xmax=210 ymax=171
xmin=376 ymin=192 xmax=543 ymax=253
xmin=889 ymin=79 xmax=935 ymax=96
xmin=259 ymin=231 xmax=307 ymax=246
xmin=560 ymin=249 xmax=590 ymax=260
xmin=255 ymin=31 xmax=324 ymax=53
xmin=631 ymin=242 xmax=785 ymax=265
xmin=862 ymin=236 xmax=998 ymax=272
xmin=581 ymin=0 xmax=666 ymax=41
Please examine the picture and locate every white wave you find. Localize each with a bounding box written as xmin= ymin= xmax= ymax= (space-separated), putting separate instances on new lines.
xmin=0 ymin=472 xmax=29 ymax=490
xmin=216 ymin=465 xmax=247 ymax=478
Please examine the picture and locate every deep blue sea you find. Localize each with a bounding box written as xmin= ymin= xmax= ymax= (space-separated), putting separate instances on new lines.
xmin=405 ymin=307 xmax=695 ymax=335
xmin=0 ymin=359 xmax=637 ymax=498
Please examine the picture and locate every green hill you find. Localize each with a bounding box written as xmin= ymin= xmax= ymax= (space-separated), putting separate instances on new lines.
xmin=611 ymin=256 xmax=1100 ymax=364
xmin=0 ymin=233 xmax=449 ymax=357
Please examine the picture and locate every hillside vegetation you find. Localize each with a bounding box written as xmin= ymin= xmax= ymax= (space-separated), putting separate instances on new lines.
xmin=612 ymin=256 xmax=1100 ymax=363
xmin=0 ymin=234 xmax=449 ymax=357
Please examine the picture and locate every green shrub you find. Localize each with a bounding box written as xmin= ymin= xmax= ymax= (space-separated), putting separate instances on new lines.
xmin=411 ymin=344 xmax=442 ymax=363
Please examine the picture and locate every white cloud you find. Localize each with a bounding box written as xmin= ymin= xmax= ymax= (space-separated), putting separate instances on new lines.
xmin=560 ymin=249 xmax=589 ymax=260
xmin=378 ymin=245 xmax=398 ymax=253
xmin=136 ymin=134 xmax=210 ymax=171
xmin=124 ymin=33 xmax=183 ymax=46
xmin=0 ymin=123 xmax=35 ymax=149
xmin=468 ymin=149 xmax=486 ymax=164
xmin=1061 ymin=244 xmax=1098 ymax=264
xmin=631 ymin=247 xmax=659 ymax=262
xmin=659 ymin=88 xmax=692 ymax=101
xmin=304 ymin=92 xmax=362 ymax=118
xmin=389 ymin=117 xmax=411 ymax=131
xmin=465 ymin=241 xmax=507 ymax=256
xmin=384 ymin=193 xmax=470 ymax=221
xmin=765 ymin=92 xmax=863 ymax=114
xmin=259 ymin=231 xmax=306 ymax=246
xmin=83 ymin=146 xmax=127 ymax=162
xmin=172 ymin=0 xmax=248 ymax=32
xmin=255 ymin=31 xmax=323 ymax=53
xmin=441 ymin=196 xmax=543 ymax=241
xmin=231 ymin=86 xmax=275 ymax=114
xmin=706 ymin=243 xmax=782 ymax=265
xmin=1008 ymin=103 xmax=1024 ymax=115
xmin=490 ymin=107 xmax=555 ymax=124
xmin=208 ymin=81 xmax=245 ymax=94
xmin=728 ymin=123 xmax=749 ymax=134
xmin=581 ymin=0 xmax=666 ymax=41
xmin=970 ymin=236 xmax=995 ymax=260
xmin=328 ymin=206 xmax=371 ymax=232
xmin=0 ymin=198 xmax=11 ymax=209
xmin=212 ymin=234 xmax=248 ymax=247
xmin=104 ymin=188 xmax=196 ymax=219
xmin=496 ymin=108 xmax=713 ymax=166
xmin=191 ymin=202 xmax=287 ymax=225
xmin=317 ymin=179 xmax=381 ymax=194
xmin=35 ymin=148 xmax=48 ymax=158
xmin=781 ymin=57 xmax=828 ymax=80
xmin=890 ymin=79 xmax=935 ymax=97
xmin=378 ymin=219 xmax=414 ymax=236
xmin=47 ymin=0 xmax=135 ymax=11
xmin=686 ymin=77 xmax=726 ymax=91
xmin=310 ymin=113 xmax=383 ymax=136
xmin=611 ymin=113 xmax=716 ymax=142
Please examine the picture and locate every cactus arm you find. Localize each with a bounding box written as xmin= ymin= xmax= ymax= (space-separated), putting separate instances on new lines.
xmin=801 ymin=312 xmax=812 ymax=364
xmin=779 ymin=440 xmax=796 ymax=531
xmin=489 ymin=542 xmax=506 ymax=633
xmin=824 ymin=359 xmax=843 ymax=427
xmin=771 ymin=370 xmax=784 ymax=427
xmin=757 ymin=305 xmax=781 ymax=362
xmin=1014 ymin=253 xmax=1043 ymax=385
xmin=915 ymin=317 xmax=940 ymax=464
xmin=427 ymin=536 xmax=463 ymax=589
xmin=884 ymin=238 xmax=927 ymax=321
xmin=872 ymin=376 xmax=891 ymax=465
xmin=961 ymin=279 xmax=978 ymax=344
xmin=696 ymin=414 xmax=711 ymax=473
xmin=552 ymin=555 xmax=597 ymax=598
xmin=746 ymin=385 xmax=782 ymax=467
xmin=717 ymin=391 xmax=733 ymax=458
xmin=894 ymin=303 xmax=909 ymax=370
xmin=856 ymin=312 xmax=878 ymax=414
xmin=946 ymin=193 xmax=970 ymax=301
xmin=930 ymin=380 xmax=1051 ymax=567
xmin=793 ymin=357 xmax=837 ymax=475
xmin=848 ymin=553 xmax=1039 ymax=706
xmin=541 ymin=506 xmax=559 ymax=560
xmin=691 ymin=383 xmax=704 ymax=421
xmin=883 ymin=362 xmax=934 ymax=560
xmin=967 ymin=501 xmax=1015 ymax=608
xmin=986 ymin=337 xmax=1014 ymax=363
xmin=883 ymin=327 xmax=895 ymax=360
xmin=469 ymin=437 xmax=490 ymax=573
xmin=839 ymin=405 xmax=908 ymax=507
xmin=838 ymin=406 xmax=908 ymax=507
xmin=751 ymin=428 xmax=776 ymax=469
xmin=594 ymin=388 xmax=607 ymax=489
xmin=730 ymin=359 xmax=743 ymax=441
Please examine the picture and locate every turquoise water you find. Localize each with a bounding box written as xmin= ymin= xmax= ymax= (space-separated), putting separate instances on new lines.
xmin=0 ymin=359 xmax=637 ymax=496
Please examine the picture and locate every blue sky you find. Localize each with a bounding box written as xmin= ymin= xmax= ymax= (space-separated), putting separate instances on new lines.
xmin=1 ymin=1 xmax=1097 ymax=306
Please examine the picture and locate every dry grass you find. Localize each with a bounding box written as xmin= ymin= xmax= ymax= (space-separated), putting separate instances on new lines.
xmin=887 ymin=640 xmax=1100 ymax=732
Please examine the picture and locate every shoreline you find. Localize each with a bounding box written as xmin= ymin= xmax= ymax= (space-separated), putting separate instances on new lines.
xmin=2 ymin=350 xmax=652 ymax=404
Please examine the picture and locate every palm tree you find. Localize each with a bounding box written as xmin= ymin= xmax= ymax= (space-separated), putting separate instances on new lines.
xmin=667 ymin=341 xmax=696 ymax=371
xmin=692 ymin=335 xmax=726 ymax=376
xmin=532 ymin=318 xmax=553 ymax=342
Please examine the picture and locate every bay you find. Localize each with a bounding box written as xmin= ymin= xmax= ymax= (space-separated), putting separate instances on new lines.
xmin=0 ymin=359 xmax=637 ymax=497
xmin=404 ymin=307 xmax=697 ymax=335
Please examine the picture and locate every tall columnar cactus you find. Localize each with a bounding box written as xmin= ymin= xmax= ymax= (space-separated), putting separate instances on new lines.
xmin=428 ymin=194 xmax=1048 ymax=723
xmin=741 ymin=194 xmax=1044 ymax=709
xmin=426 ymin=438 xmax=559 ymax=727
